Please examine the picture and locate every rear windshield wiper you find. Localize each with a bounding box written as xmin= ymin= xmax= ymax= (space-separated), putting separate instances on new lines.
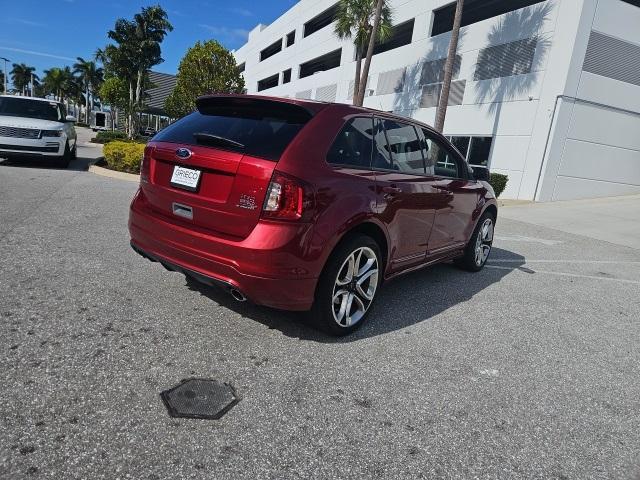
xmin=193 ymin=132 xmax=245 ymax=150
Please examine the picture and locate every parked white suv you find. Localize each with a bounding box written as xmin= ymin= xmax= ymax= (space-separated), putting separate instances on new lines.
xmin=0 ymin=95 xmax=78 ymax=168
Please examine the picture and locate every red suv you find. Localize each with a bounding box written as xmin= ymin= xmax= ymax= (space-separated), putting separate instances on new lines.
xmin=129 ymin=95 xmax=497 ymax=335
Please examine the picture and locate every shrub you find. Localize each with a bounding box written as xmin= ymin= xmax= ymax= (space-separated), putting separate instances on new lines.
xmin=103 ymin=141 xmax=146 ymax=174
xmin=489 ymin=173 xmax=509 ymax=198
xmin=92 ymin=130 xmax=128 ymax=144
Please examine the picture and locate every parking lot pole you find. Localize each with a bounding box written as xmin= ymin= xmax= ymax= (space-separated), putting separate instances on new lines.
xmin=0 ymin=57 xmax=9 ymax=95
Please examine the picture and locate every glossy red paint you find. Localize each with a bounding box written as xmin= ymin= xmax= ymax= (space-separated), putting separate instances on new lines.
xmin=128 ymin=95 xmax=497 ymax=311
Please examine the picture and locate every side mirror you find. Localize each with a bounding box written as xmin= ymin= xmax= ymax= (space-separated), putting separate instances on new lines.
xmin=65 ymin=115 xmax=77 ymax=123
xmin=472 ymin=166 xmax=490 ymax=181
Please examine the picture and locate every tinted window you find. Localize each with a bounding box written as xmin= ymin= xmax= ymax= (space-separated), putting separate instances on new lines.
xmin=382 ymin=120 xmax=425 ymax=175
xmin=421 ymin=129 xmax=460 ymax=178
xmin=154 ymin=102 xmax=311 ymax=161
xmin=0 ymin=97 xmax=63 ymax=122
xmin=450 ymin=136 xmax=470 ymax=158
xmin=372 ymin=118 xmax=393 ymax=170
xmin=327 ymin=117 xmax=373 ymax=169
xmin=468 ymin=137 xmax=493 ymax=166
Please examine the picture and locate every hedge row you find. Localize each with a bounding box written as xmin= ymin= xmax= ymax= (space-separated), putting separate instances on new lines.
xmin=92 ymin=130 xmax=128 ymax=144
xmin=489 ymin=173 xmax=509 ymax=198
xmin=103 ymin=141 xmax=146 ymax=174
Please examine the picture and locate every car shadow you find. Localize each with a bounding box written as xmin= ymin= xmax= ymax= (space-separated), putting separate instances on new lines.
xmin=184 ymin=247 xmax=525 ymax=343
xmin=0 ymin=156 xmax=92 ymax=172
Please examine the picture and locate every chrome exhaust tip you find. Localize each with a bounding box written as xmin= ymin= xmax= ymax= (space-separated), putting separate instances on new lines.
xmin=229 ymin=289 xmax=247 ymax=302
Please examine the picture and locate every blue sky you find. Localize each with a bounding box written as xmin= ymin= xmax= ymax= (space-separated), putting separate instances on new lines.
xmin=0 ymin=0 xmax=297 ymax=82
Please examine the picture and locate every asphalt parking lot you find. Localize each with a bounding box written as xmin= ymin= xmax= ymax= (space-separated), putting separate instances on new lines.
xmin=1 ymin=157 xmax=639 ymax=479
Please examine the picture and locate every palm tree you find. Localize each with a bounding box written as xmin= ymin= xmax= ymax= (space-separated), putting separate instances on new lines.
xmin=73 ymin=57 xmax=104 ymax=124
xmin=434 ymin=0 xmax=464 ymax=132
xmin=105 ymin=6 xmax=173 ymax=137
xmin=42 ymin=68 xmax=66 ymax=100
xmin=10 ymin=63 xmax=38 ymax=96
xmin=335 ymin=0 xmax=392 ymax=105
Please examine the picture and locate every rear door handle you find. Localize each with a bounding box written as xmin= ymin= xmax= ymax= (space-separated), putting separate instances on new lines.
xmin=381 ymin=186 xmax=402 ymax=195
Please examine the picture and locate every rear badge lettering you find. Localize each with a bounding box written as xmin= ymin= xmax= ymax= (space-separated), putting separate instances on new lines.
xmin=237 ymin=194 xmax=257 ymax=210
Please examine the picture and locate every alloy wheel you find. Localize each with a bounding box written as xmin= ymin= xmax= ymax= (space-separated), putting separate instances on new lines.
xmin=474 ymin=218 xmax=494 ymax=267
xmin=331 ymin=247 xmax=379 ymax=328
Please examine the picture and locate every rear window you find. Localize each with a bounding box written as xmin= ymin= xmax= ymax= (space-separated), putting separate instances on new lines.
xmin=154 ymin=99 xmax=312 ymax=161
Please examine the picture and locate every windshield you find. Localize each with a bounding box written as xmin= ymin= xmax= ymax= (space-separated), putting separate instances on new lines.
xmin=0 ymin=97 xmax=63 ymax=122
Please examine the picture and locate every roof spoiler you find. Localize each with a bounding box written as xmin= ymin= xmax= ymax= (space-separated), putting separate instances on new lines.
xmin=195 ymin=95 xmax=317 ymax=121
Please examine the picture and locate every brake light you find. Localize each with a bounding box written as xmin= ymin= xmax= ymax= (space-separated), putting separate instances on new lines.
xmin=140 ymin=146 xmax=152 ymax=184
xmin=262 ymin=172 xmax=305 ymax=220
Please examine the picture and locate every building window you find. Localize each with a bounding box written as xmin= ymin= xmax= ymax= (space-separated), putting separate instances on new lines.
xmin=372 ymin=19 xmax=415 ymax=55
xmin=299 ymin=49 xmax=342 ymax=78
xmin=449 ymin=136 xmax=493 ymax=167
xmin=282 ymin=69 xmax=292 ymax=84
xmin=237 ymin=62 xmax=245 ymax=73
xmin=431 ymin=0 xmax=545 ymax=37
xmin=257 ymin=73 xmax=279 ymax=92
xmin=260 ymin=39 xmax=282 ymax=62
xmin=286 ymin=30 xmax=296 ymax=47
xmin=303 ymin=4 xmax=339 ymax=38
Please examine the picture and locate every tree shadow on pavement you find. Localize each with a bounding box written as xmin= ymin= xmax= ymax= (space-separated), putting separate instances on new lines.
xmin=185 ymin=247 xmax=525 ymax=343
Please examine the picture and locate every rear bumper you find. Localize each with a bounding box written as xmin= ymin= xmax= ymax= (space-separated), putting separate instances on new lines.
xmin=128 ymin=190 xmax=319 ymax=311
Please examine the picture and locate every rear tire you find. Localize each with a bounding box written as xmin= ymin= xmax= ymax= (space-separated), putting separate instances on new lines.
xmin=312 ymin=235 xmax=382 ymax=336
xmin=455 ymin=212 xmax=495 ymax=272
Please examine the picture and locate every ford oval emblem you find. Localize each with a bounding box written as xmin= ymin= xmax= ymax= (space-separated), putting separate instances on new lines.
xmin=176 ymin=148 xmax=192 ymax=159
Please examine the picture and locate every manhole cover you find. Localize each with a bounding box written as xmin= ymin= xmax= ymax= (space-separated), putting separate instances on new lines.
xmin=160 ymin=378 xmax=239 ymax=420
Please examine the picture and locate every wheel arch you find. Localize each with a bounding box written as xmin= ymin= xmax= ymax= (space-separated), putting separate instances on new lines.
xmin=318 ymin=219 xmax=390 ymax=281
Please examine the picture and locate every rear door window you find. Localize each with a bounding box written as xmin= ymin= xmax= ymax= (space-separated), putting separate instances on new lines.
xmin=380 ymin=120 xmax=425 ymax=175
xmin=326 ymin=117 xmax=374 ymax=169
xmin=153 ymin=100 xmax=312 ymax=161
xmin=421 ymin=128 xmax=462 ymax=179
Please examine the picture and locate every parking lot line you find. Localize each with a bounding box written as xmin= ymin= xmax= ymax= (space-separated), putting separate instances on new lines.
xmin=486 ymin=265 xmax=640 ymax=285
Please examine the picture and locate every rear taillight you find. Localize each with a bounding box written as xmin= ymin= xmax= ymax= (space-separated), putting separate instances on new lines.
xmin=140 ymin=146 xmax=152 ymax=184
xmin=262 ymin=172 xmax=305 ymax=220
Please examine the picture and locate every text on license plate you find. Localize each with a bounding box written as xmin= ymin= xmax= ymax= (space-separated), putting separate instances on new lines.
xmin=170 ymin=165 xmax=201 ymax=191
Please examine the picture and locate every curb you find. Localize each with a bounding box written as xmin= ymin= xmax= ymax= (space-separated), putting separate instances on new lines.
xmin=89 ymin=164 xmax=140 ymax=183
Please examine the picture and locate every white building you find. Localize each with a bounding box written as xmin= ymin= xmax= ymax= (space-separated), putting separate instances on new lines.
xmin=234 ymin=0 xmax=640 ymax=201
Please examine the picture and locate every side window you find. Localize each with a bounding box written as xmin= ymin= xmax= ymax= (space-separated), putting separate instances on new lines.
xmin=326 ymin=117 xmax=374 ymax=169
xmin=381 ymin=120 xmax=426 ymax=175
xmin=421 ymin=128 xmax=461 ymax=178
xmin=372 ymin=118 xmax=393 ymax=170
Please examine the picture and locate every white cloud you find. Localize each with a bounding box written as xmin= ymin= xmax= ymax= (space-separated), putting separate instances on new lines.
xmin=0 ymin=46 xmax=75 ymax=61
xmin=198 ymin=25 xmax=250 ymax=42
xmin=6 ymin=18 xmax=45 ymax=27
xmin=228 ymin=7 xmax=253 ymax=17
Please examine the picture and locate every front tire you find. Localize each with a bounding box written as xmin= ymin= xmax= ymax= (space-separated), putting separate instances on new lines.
xmin=312 ymin=235 xmax=382 ymax=336
xmin=55 ymin=142 xmax=71 ymax=169
xmin=455 ymin=212 xmax=495 ymax=272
